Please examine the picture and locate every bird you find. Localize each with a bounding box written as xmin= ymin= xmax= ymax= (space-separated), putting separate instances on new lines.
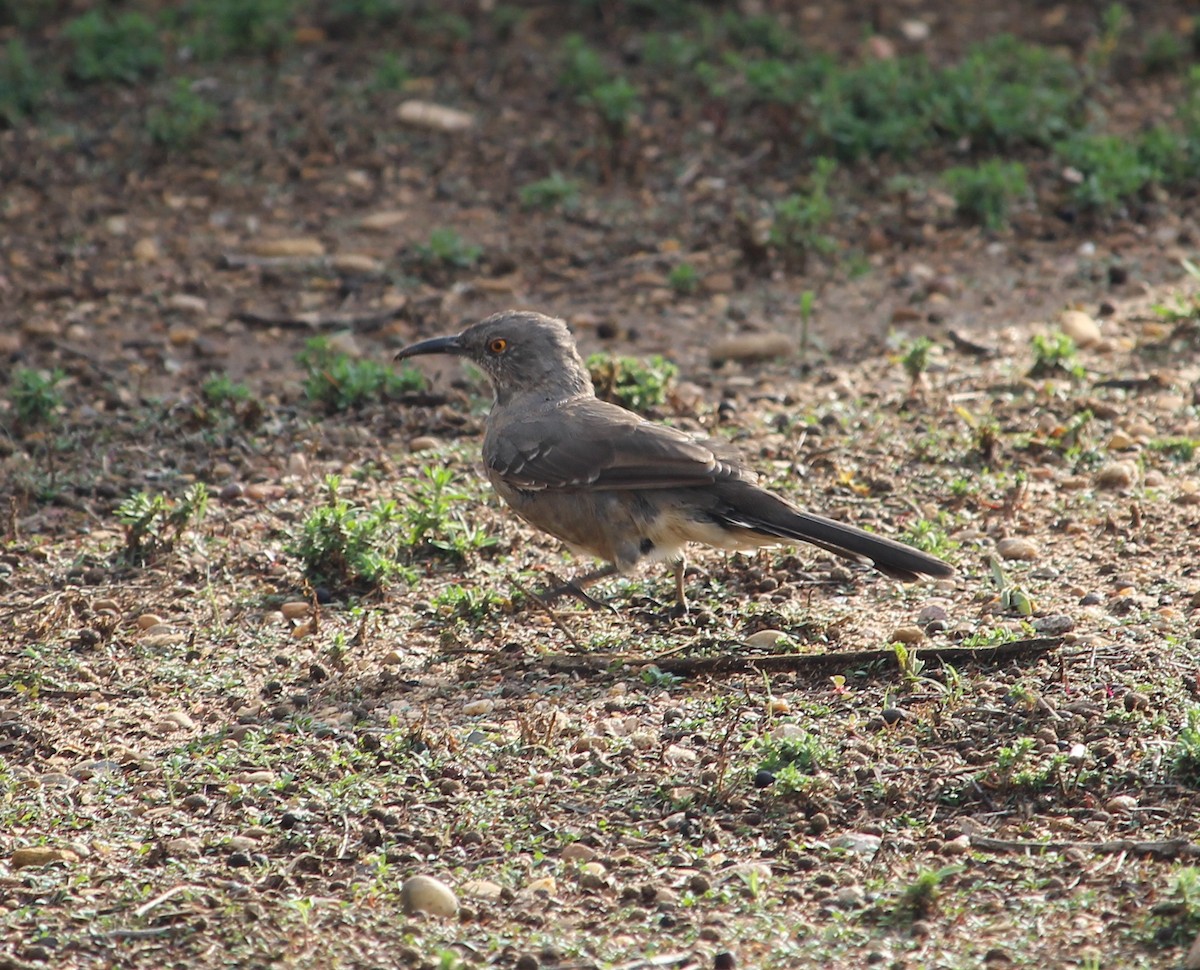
xmin=394 ymin=310 xmax=953 ymax=611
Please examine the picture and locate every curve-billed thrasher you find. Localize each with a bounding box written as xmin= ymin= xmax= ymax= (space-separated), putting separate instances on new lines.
xmin=395 ymin=310 xmax=953 ymax=610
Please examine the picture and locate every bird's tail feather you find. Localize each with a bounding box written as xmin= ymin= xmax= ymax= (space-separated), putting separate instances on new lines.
xmin=715 ymin=488 xmax=953 ymax=581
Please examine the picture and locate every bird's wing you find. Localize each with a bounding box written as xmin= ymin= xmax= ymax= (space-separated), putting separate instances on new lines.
xmin=487 ymin=398 xmax=751 ymax=491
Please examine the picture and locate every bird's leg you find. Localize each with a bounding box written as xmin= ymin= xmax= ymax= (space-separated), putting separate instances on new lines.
xmin=669 ymin=556 xmax=689 ymax=616
xmin=536 ymin=564 xmax=619 ymax=613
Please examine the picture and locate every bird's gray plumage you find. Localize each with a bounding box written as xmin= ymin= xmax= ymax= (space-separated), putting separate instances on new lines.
xmin=395 ymin=310 xmax=953 ymax=608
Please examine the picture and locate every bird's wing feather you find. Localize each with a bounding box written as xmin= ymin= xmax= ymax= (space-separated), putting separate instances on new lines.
xmin=487 ymin=398 xmax=750 ymax=491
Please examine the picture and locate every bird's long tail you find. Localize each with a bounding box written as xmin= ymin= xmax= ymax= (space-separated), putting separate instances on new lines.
xmin=714 ymin=485 xmax=954 ymax=582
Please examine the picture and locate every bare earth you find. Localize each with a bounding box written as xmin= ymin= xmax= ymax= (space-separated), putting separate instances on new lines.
xmin=3 ymin=3 xmax=1200 ymax=969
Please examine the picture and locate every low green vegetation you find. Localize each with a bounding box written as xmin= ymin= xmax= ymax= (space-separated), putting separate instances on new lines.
xmin=147 ymin=79 xmax=218 ymax=148
xmin=412 ymin=228 xmax=482 ymax=271
xmin=65 ymin=10 xmax=163 ymax=84
xmin=1170 ymin=706 xmax=1200 ymax=787
xmin=116 ymin=483 xmax=210 ymax=565
xmin=943 ymin=160 xmax=1029 ymax=230
xmin=587 ymin=352 xmax=678 ymax=413
xmin=7 ymin=367 xmax=65 ymax=434
xmin=0 ymin=39 xmax=46 ymax=125
xmin=297 ymin=336 xmax=425 ymax=411
xmin=752 ymin=728 xmax=834 ymax=796
xmin=290 ymin=469 xmax=495 ymax=594
xmin=519 ymin=172 xmax=582 ymax=211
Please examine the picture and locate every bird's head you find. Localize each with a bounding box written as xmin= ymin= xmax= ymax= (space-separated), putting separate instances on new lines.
xmin=394 ymin=310 xmax=594 ymax=403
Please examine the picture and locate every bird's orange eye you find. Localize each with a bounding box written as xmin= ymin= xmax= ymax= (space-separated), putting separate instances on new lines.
xmin=488 ymin=338 xmax=508 ymax=354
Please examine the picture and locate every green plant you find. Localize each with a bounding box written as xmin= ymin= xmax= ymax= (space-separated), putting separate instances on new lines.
xmin=1171 ymin=706 xmax=1200 ymax=786
xmin=900 ymin=336 xmax=935 ymax=386
xmin=368 ymin=52 xmax=409 ymax=92
xmin=8 ymin=367 xmax=65 ymax=433
xmin=768 ymin=157 xmax=836 ymax=269
xmin=116 ymin=483 xmax=210 ymax=565
xmin=430 ymin=584 xmax=503 ymax=620
xmin=988 ymin=556 xmax=1035 ymax=617
xmin=188 ymin=0 xmax=297 ymax=58
xmin=413 ymin=228 xmax=482 ymax=270
xmin=1029 ymin=332 xmax=1084 ymax=379
xmin=753 ymin=729 xmax=833 ymax=795
xmin=937 ymin=35 xmax=1083 ymax=150
xmin=399 ymin=465 xmax=496 ymax=558
xmin=667 ymin=262 xmax=699 ymax=295
xmin=297 ymin=336 xmax=425 ymax=411
xmin=290 ymin=476 xmax=408 ymax=591
xmin=0 ymin=39 xmax=46 ymax=125
xmin=147 ymin=79 xmax=218 ymax=148
xmin=586 ymin=353 xmax=678 ymax=413
xmin=65 ymin=11 xmax=163 ymax=84
xmin=200 ymin=374 xmax=251 ymax=408
xmin=1147 ymin=867 xmax=1200 ymax=947
xmin=560 ymin=35 xmax=642 ymax=139
xmin=942 ymin=160 xmax=1028 ymax=230
xmin=904 ymin=515 xmax=958 ymax=559
xmin=1142 ymin=28 xmax=1188 ymax=74
xmin=518 ymin=173 xmax=581 ymax=211
xmin=1058 ymin=133 xmax=1155 ymax=212
xmin=1148 ymin=437 xmax=1199 ymax=462
xmin=893 ymin=866 xmax=963 ymax=922
xmin=640 ymin=666 xmax=683 ymax=689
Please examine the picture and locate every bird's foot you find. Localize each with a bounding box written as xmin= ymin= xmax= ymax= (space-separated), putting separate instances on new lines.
xmin=534 ymin=578 xmax=618 ymax=614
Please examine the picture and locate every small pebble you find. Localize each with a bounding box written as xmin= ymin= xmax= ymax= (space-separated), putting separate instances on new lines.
xmin=996 ymin=538 xmax=1039 ymax=561
xmin=1094 ymin=461 xmax=1137 ymax=490
xmin=409 ymin=435 xmax=443 ymax=452
xmin=1059 ymin=310 xmax=1102 ymax=348
xmin=743 ymin=629 xmax=792 ymax=649
xmin=890 ymin=626 xmax=926 ymax=644
xmin=280 ymin=602 xmax=310 ymax=620
xmin=561 ymin=843 xmax=597 ymax=863
xmin=400 ymin=875 xmax=459 ymax=917
xmin=136 ymin=613 xmax=165 ymax=630
xmin=463 ymin=699 xmax=495 ymax=717
xmin=1105 ymin=795 xmax=1138 ymax=814
xmin=1033 ymin=614 xmax=1074 ymax=635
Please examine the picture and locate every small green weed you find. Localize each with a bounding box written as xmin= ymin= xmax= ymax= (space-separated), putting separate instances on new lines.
xmin=1029 ymin=332 xmax=1084 ymax=379
xmin=116 ymin=483 xmax=210 ymax=565
xmin=188 ymin=0 xmax=297 ymax=59
xmin=1170 ymin=706 xmax=1200 ymax=787
xmin=984 ymin=736 xmax=1066 ymax=793
xmin=399 ymin=465 xmax=496 ymax=559
xmin=586 ymin=353 xmax=678 ymax=413
xmin=668 ymin=262 xmax=699 ymax=295
xmin=768 ymin=157 xmax=836 ymax=270
xmin=892 ymin=866 xmax=963 ymax=923
xmin=1148 ymin=437 xmax=1199 ymax=462
xmin=518 ymin=173 xmax=581 ymax=211
xmin=297 ymin=336 xmax=425 ymax=411
xmin=290 ymin=476 xmax=408 ymax=592
xmin=413 ymin=228 xmax=482 ymax=270
xmin=753 ymin=729 xmax=833 ymax=795
xmin=560 ymin=35 xmax=642 ymax=139
xmin=147 ymin=79 xmax=218 ymax=149
xmin=900 ymin=336 xmax=935 ymax=387
xmin=7 ymin=367 xmax=65 ymax=434
xmin=200 ymin=373 xmax=251 ymax=408
xmin=65 ymin=11 xmax=163 ymax=84
xmin=988 ymin=556 xmax=1035 ymax=617
xmin=904 ymin=514 xmax=958 ymax=559
xmin=368 ymin=52 xmax=409 ymax=92
xmin=430 ymin=584 xmax=503 ymax=620
xmin=1058 ymin=133 xmax=1155 ymax=212
xmin=942 ymin=160 xmax=1028 ymax=230
xmin=640 ymin=666 xmax=683 ymax=689
xmin=0 ymin=39 xmax=47 ymax=125
xmin=1146 ymin=867 xmax=1200 ymax=948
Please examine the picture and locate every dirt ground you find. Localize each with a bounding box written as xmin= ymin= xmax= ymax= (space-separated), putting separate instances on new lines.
xmin=3 ymin=2 xmax=1200 ymax=968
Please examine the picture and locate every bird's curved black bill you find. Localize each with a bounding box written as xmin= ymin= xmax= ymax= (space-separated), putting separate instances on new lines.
xmin=394 ymin=334 xmax=464 ymax=361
